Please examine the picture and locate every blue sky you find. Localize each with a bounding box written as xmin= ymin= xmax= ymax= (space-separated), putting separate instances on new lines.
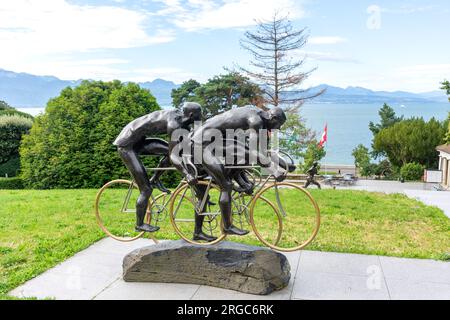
xmin=0 ymin=0 xmax=449 ymax=92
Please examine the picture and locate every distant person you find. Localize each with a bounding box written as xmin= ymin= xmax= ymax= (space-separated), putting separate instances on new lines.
xmin=304 ymin=162 xmax=321 ymax=189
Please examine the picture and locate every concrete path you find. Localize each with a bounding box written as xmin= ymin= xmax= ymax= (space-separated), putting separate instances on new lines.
xmin=9 ymin=238 xmax=450 ymax=300
xmin=336 ymin=179 xmax=438 ymax=193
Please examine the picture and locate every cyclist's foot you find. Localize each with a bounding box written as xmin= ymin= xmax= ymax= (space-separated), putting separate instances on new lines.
xmin=223 ymin=225 xmax=249 ymax=236
xmin=233 ymin=185 xmax=254 ymax=195
xmin=155 ymin=180 xmax=171 ymax=194
xmin=135 ymin=223 xmax=160 ymax=233
xmin=193 ymin=232 xmax=218 ymax=242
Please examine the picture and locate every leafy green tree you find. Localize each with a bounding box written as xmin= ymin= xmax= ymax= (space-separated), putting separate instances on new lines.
xmin=302 ymin=142 xmax=326 ymax=173
xmin=374 ymin=159 xmax=394 ymax=178
xmin=20 ymin=80 xmax=162 ymax=189
xmin=171 ymin=79 xmax=201 ymax=108
xmin=369 ymin=103 xmax=403 ymax=136
xmin=441 ymin=80 xmax=450 ymax=143
xmin=373 ymin=117 xmax=447 ymax=169
xmin=0 ymin=115 xmax=33 ymax=177
xmin=445 ymin=113 xmax=450 ymax=144
xmin=279 ymin=112 xmax=315 ymax=161
xmin=441 ymin=80 xmax=450 ymax=101
xmin=0 ymin=100 xmax=13 ymax=110
xmin=352 ymin=144 xmax=374 ymax=177
xmin=172 ymin=72 xmax=263 ymax=119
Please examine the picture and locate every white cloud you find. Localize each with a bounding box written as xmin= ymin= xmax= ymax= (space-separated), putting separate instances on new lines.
xmin=0 ymin=1 xmax=173 ymax=60
xmin=0 ymin=0 xmax=180 ymax=81
xmin=309 ymin=36 xmax=347 ymax=45
xmin=157 ymin=0 xmax=305 ymax=31
xmin=382 ymin=5 xmax=434 ymax=14
xmin=298 ymin=50 xmax=360 ymax=64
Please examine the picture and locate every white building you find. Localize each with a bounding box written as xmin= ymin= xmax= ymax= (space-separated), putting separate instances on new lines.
xmin=436 ymin=144 xmax=450 ymax=188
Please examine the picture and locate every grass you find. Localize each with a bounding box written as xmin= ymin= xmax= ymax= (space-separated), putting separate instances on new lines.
xmin=1 ymin=188 xmax=449 ymax=299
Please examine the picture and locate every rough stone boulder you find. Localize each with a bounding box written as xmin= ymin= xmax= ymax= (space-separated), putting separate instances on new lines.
xmin=123 ymin=240 xmax=290 ymax=295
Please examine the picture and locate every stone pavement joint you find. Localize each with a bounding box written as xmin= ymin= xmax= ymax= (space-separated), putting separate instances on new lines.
xmin=9 ymin=238 xmax=450 ymax=300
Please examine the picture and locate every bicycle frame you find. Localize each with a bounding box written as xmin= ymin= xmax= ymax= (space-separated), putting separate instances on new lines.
xmin=120 ymin=165 xmax=286 ymax=223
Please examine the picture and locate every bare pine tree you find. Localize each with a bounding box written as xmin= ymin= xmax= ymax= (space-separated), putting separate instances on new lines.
xmin=239 ymin=12 xmax=323 ymax=110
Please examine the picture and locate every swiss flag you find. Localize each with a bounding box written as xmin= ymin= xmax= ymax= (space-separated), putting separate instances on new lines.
xmin=318 ymin=124 xmax=328 ymax=148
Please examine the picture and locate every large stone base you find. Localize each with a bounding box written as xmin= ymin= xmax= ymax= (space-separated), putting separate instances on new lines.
xmin=123 ymin=240 xmax=290 ymax=295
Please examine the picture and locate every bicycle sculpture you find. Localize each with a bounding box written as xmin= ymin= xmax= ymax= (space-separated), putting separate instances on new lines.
xmin=95 ymin=104 xmax=321 ymax=252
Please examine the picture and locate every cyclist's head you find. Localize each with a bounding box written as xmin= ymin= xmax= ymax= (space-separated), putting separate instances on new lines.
xmin=267 ymin=107 xmax=287 ymax=130
xmin=182 ymin=102 xmax=202 ymax=123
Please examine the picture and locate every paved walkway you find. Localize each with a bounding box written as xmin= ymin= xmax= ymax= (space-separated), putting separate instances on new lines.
xmin=9 ymin=238 xmax=450 ymax=300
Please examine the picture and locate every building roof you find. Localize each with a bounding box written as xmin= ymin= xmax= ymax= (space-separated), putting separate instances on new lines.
xmin=436 ymin=144 xmax=450 ymax=154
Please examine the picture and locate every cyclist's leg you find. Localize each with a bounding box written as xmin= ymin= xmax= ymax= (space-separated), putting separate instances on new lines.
xmin=139 ymin=138 xmax=171 ymax=192
xmin=202 ymin=148 xmax=249 ymax=236
xmin=192 ymin=184 xmax=217 ymax=242
xmin=117 ymin=147 xmax=159 ymax=233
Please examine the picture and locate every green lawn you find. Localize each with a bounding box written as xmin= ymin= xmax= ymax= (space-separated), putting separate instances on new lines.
xmin=1 ymin=188 xmax=449 ymax=299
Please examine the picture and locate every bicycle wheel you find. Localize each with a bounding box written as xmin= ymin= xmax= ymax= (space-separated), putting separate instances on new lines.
xmin=249 ymin=182 xmax=320 ymax=252
xmin=95 ymin=180 xmax=147 ymax=241
xmin=169 ymin=181 xmax=226 ymax=245
xmin=233 ymin=193 xmax=283 ymax=246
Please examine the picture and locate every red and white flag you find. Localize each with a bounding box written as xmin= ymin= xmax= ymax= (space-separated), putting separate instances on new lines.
xmin=318 ymin=124 xmax=328 ymax=148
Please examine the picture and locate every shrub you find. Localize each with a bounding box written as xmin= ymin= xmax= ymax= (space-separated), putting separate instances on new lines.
xmin=0 ymin=177 xmax=24 ymax=189
xmin=0 ymin=115 xmax=33 ymax=164
xmin=20 ymin=80 xmax=162 ymax=189
xmin=400 ymin=163 xmax=425 ymax=181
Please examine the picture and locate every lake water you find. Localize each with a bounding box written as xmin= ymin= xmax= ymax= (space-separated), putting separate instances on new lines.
xmin=18 ymin=102 xmax=449 ymax=165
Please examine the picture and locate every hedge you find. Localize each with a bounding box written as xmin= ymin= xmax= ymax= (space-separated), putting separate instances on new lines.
xmin=0 ymin=115 xmax=33 ymax=164
xmin=0 ymin=177 xmax=24 ymax=189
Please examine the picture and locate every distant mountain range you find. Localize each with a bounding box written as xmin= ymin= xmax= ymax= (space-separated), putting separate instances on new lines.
xmin=309 ymin=84 xmax=448 ymax=104
xmin=0 ymin=69 xmax=179 ymax=107
xmin=0 ymin=68 xmax=447 ymax=108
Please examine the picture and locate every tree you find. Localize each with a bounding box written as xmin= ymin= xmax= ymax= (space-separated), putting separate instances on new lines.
xmin=369 ymin=103 xmax=403 ymax=136
xmin=0 ymin=100 xmax=13 ymax=110
xmin=352 ymin=144 xmax=374 ymax=177
xmin=20 ymin=80 xmax=162 ymax=189
xmin=239 ymin=12 xmax=322 ymax=110
xmin=0 ymin=115 xmax=33 ymax=177
xmin=445 ymin=113 xmax=450 ymax=144
xmin=279 ymin=112 xmax=315 ymax=161
xmin=172 ymin=72 xmax=263 ymax=119
xmin=441 ymin=80 xmax=450 ymax=143
xmin=373 ymin=117 xmax=447 ymax=169
xmin=302 ymin=142 xmax=326 ymax=173
xmin=171 ymin=79 xmax=201 ymax=108
xmin=441 ymin=80 xmax=450 ymax=102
